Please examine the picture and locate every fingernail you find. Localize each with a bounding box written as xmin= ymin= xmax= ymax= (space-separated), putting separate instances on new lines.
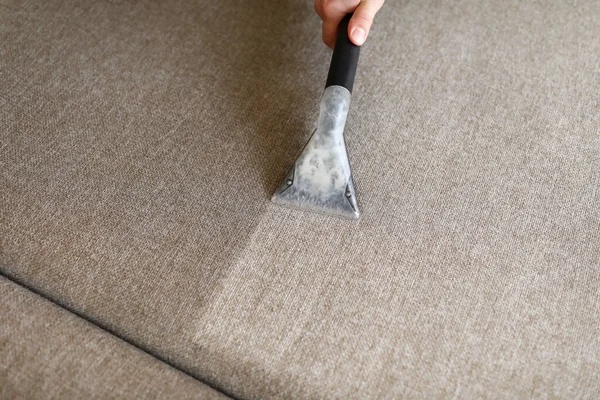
xmin=351 ymin=27 xmax=366 ymax=45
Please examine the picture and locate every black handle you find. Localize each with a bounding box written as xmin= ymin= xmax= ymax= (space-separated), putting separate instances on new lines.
xmin=325 ymin=14 xmax=361 ymax=93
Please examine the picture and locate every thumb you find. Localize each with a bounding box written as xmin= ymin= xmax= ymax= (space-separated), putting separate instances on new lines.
xmin=348 ymin=0 xmax=384 ymax=46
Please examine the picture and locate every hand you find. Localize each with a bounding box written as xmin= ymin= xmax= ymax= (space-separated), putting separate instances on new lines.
xmin=314 ymin=0 xmax=385 ymax=49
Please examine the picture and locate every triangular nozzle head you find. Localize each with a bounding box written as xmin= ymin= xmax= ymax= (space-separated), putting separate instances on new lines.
xmin=271 ymin=86 xmax=360 ymax=220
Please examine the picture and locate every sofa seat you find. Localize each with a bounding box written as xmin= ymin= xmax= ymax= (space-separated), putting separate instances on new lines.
xmin=1 ymin=0 xmax=599 ymax=398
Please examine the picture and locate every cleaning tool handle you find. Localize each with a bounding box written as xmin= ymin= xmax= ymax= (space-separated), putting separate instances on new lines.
xmin=325 ymin=14 xmax=361 ymax=93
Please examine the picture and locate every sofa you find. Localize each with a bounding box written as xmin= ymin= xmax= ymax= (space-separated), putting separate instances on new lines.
xmin=1 ymin=0 xmax=598 ymax=398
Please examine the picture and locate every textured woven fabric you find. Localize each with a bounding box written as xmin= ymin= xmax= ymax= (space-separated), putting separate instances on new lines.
xmin=0 ymin=276 xmax=230 ymax=399
xmin=1 ymin=0 xmax=599 ymax=398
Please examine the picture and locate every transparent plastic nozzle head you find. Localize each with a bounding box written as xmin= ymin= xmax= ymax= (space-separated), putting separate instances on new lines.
xmin=271 ymin=85 xmax=359 ymax=220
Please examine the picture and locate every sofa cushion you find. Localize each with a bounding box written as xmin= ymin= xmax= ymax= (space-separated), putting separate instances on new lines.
xmin=0 ymin=277 xmax=229 ymax=399
xmin=1 ymin=0 xmax=599 ymax=398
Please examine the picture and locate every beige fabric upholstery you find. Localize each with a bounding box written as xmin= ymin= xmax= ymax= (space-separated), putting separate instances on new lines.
xmin=0 ymin=277 xmax=229 ymax=399
xmin=1 ymin=0 xmax=599 ymax=398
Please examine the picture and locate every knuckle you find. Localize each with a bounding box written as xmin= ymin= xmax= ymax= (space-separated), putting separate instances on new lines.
xmin=320 ymin=0 xmax=337 ymax=16
xmin=354 ymin=12 xmax=373 ymax=24
xmin=314 ymin=0 xmax=322 ymax=16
